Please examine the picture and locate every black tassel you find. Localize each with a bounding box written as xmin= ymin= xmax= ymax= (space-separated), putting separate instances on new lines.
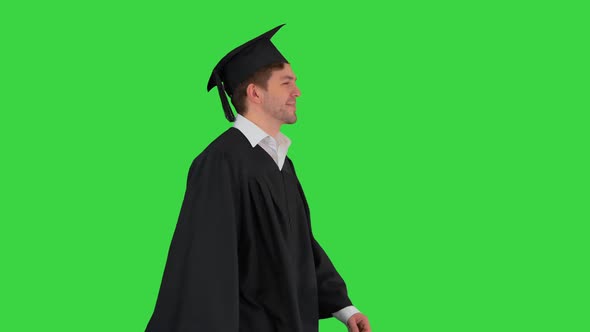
xmin=214 ymin=70 xmax=235 ymax=122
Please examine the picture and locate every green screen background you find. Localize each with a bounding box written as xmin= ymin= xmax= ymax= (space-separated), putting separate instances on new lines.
xmin=1 ymin=1 xmax=588 ymax=331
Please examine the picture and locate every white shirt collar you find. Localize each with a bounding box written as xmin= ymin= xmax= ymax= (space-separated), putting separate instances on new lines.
xmin=232 ymin=114 xmax=292 ymax=170
xmin=232 ymin=113 xmax=291 ymax=150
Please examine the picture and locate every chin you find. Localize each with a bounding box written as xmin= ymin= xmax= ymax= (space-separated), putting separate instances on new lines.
xmin=284 ymin=116 xmax=297 ymax=124
xmin=278 ymin=109 xmax=297 ymax=124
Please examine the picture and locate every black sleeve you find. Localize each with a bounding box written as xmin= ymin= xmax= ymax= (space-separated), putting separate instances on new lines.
xmin=311 ymin=235 xmax=353 ymax=319
xmin=146 ymin=151 xmax=240 ymax=332
xmin=287 ymin=158 xmax=353 ymax=319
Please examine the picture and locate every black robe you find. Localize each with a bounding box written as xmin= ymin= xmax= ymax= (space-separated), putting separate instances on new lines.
xmin=146 ymin=127 xmax=352 ymax=332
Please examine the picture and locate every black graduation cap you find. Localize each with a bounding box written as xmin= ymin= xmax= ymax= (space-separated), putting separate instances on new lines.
xmin=207 ymin=24 xmax=289 ymax=122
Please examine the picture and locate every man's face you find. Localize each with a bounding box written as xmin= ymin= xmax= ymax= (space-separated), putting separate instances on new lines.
xmin=260 ymin=63 xmax=301 ymax=125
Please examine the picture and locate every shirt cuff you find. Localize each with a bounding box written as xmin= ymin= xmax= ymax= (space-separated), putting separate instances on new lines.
xmin=332 ymin=305 xmax=361 ymax=325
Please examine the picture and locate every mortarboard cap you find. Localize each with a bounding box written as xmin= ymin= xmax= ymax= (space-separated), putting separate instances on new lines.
xmin=207 ymin=24 xmax=288 ymax=122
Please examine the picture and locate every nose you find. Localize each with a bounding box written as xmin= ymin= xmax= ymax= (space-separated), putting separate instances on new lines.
xmin=293 ymin=84 xmax=301 ymax=98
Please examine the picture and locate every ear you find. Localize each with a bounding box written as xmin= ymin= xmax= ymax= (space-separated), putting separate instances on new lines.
xmin=246 ymin=83 xmax=264 ymax=105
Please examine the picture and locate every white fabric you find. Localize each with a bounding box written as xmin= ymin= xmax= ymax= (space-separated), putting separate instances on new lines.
xmin=232 ymin=113 xmax=291 ymax=171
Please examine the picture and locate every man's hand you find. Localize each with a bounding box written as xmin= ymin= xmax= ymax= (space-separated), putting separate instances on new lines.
xmin=346 ymin=312 xmax=371 ymax=332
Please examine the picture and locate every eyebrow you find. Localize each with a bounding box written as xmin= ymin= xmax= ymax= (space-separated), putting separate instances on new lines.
xmin=280 ymin=75 xmax=297 ymax=81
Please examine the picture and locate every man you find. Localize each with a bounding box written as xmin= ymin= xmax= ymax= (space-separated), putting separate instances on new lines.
xmin=145 ymin=24 xmax=371 ymax=332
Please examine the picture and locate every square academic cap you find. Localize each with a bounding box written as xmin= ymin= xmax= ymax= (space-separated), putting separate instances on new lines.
xmin=207 ymin=24 xmax=288 ymax=122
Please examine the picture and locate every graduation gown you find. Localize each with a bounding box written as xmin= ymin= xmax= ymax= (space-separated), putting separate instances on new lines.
xmin=145 ymin=127 xmax=352 ymax=332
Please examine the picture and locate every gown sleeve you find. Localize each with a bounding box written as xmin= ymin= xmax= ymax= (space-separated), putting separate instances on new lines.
xmin=310 ymin=234 xmax=354 ymax=318
xmin=288 ymin=159 xmax=354 ymax=319
xmin=146 ymin=151 xmax=240 ymax=332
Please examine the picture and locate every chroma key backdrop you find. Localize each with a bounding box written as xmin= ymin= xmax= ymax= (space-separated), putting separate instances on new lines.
xmin=1 ymin=1 xmax=588 ymax=331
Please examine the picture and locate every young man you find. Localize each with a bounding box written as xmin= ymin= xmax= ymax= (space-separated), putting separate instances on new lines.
xmin=145 ymin=24 xmax=371 ymax=332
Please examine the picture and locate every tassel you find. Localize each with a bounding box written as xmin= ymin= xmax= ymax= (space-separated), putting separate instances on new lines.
xmin=214 ymin=70 xmax=235 ymax=122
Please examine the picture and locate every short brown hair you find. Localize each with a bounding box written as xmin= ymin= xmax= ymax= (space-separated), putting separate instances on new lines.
xmin=230 ymin=62 xmax=287 ymax=115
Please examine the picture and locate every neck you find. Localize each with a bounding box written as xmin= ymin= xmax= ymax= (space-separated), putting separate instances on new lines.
xmin=243 ymin=111 xmax=282 ymax=137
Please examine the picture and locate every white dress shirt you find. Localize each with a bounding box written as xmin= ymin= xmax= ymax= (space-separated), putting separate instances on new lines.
xmin=232 ymin=113 xmax=361 ymax=325
xmin=232 ymin=113 xmax=291 ymax=170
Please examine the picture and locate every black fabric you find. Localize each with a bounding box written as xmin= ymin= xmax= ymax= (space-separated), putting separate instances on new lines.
xmin=213 ymin=70 xmax=235 ymax=122
xmin=145 ymin=128 xmax=352 ymax=332
xmin=206 ymin=24 xmax=287 ymax=95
